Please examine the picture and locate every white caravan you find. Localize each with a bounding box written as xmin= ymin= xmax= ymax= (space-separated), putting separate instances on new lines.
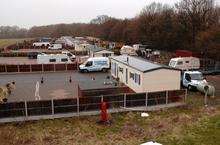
xmin=62 ymin=51 xmax=76 ymax=61
xmin=48 ymin=44 xmax=62 ymax=50
xmin=120 ymin=45 xmax=138 ymax=56
xmin=169 ymin=57 xmax=200 ymax=70
xmin=37 ymin=53 xmax=72 ymax=64
xmin=79 ymin=57 xmax=110 ymax=72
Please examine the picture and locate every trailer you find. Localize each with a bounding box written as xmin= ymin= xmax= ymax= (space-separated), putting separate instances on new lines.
xmin=37 ymin=53 xmax=72 ymax=64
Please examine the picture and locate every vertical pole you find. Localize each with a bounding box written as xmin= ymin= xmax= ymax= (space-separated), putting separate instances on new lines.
xmin=25 ymin=101 xmax=28 ymax=117
xmin=51 ymin=99 xmax=54 ymax=115
xmin=77 ymin=97 xmax=79 ymax=116
xmin=124 ymin=94 xmax=126 ymax=108
xmin=184 ymin=89 xmax=188 ymax=103
xmin=30 ymin=64 xmax=32 ymax=72
xmin=101 ymin=95 xmax=104 ymax=102
xmin=204 ymin=91 xmax=208 ymax=107
xmin=17 ymin=65 xmax=20 ymax=72
xmin=146 ymin=92 xmax=148 ymax=107
xmin=42 ymin=64 xmax=44 ymax=72
xmin=166 ymin=91 xmax=168 ymax=104
xmin=5 ymin=64 xmax=7 ymax=72
xmin=54 ymin=64 xmax=56 ymax=72
xmin=65 ymin=63 xmax=67 ymax=71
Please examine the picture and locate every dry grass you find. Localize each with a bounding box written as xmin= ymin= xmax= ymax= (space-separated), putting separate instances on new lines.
xmin=0 ymin=93 xmax=219 ymax=145
xmin=0 ymin=38 xmax=33 ymax=49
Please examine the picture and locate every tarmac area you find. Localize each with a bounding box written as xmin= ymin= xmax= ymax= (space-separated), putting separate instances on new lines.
xmin=0 ymin=71 xmax=115 ymax=102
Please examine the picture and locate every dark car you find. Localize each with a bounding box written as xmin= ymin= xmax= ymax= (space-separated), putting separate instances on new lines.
xmin=27 ymin=52 xmax=39 ymax=59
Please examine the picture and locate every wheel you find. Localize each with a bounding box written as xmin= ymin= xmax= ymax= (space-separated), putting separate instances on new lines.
xmin=84 ymin=69 xmax=89 ymax=73
xmin=188 ymin=85 xmax=193 ymax=91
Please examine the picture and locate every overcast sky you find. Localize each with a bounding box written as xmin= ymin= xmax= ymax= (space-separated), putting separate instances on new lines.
xmin=0 ymin=0 xmax=186 ymax=28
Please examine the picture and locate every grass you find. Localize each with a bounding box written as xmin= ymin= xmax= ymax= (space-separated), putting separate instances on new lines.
xmin=0 ymin=38 xmax=33 ymax=49
xmin=0 ymin=93 xmax=219 ymax=145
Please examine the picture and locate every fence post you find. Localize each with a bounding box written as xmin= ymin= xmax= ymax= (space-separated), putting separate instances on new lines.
xmin=166 ymin=91 xmax=169 ymax=104
xmin=54 ymin=64 xmax=56 ymax=72
xmin=101 ymin=95 xmax=104 ymax=102
xmin=5 ymin=64 xmax=7 ymax=72
xmin=30 ymin=64 xmax=32 ymax=72
xmin=51 ymin=99 xmax=54 ymax=115
xmin=42 ymin=64 xmax=44 ymax=72
xmin=25 ymin=101 xmax=28 ymax=117
xmin=184 ymin=89 xmax=188 ymax=103
xmin=17 ymin=65 xmax=20 ymax=72
xmin=77 ymin=97 xmax=79 ymax=116
xmin=124 ymin=94 xmax=126 ymax=108
xmin=65 ymin=63 xmax=67 ymax=71
xmin=146 ymin=92 xmax=148 ymax=107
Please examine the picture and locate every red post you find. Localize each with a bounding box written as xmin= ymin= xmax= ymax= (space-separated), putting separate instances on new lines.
xmin=100 ymin=101 xmax=109 ymax=123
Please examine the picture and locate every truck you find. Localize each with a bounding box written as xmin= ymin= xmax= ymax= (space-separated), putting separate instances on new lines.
xmin=182 ymin=71 xmax=215 ymax=96
xmin=79 ymin=57 xmax=110 ymax=73
xmin=33 ymin=42 xmax=51 ymax=47
xmin=169 ymin=57 xmax=200 ymax=71
xmin=37 ymin=53 xmax=72 ymax=64
xmin=48 ymin=44 xmax=62 ymax=50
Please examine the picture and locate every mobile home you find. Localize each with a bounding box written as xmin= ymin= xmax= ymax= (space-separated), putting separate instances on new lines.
xmin=111 ymin=55 xmax=181 ymax=93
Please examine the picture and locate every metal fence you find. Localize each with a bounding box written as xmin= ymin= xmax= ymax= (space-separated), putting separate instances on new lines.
xmin=0 ymin=63 xmax=78 ymax=73
xmin=0 ymin=89 xmax=187 ymax=123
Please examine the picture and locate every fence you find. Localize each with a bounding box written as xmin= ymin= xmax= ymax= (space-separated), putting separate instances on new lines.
xmin=0 ymin=63 xmax=78 ymax=73
xmin=0 ymin=89 xmax=186 ymax=123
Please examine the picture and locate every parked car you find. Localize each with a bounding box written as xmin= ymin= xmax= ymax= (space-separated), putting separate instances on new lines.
xmin=169 ymin=57 xmax=200 ymax=70
xmin=28 ymin=52 xmax=40 ymax=59
xmin=48 ymin=44 xmax=62 ymax=50
xmin=37 ymin=53 xmax=72 ymax=64
xmin=79 ymin=57 xmax=110 ymax=72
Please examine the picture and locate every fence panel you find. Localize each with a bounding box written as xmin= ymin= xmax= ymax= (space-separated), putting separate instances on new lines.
xmin=103 ymin=94 xmax=124 ymax=108
xmin=0 ymin=65 xmax=6 ymax=72
xmin=54 ymin=99 xmax=77 ymax=114
xmin=55 ymin=64 xmax=66 ymax=71
xmin=126 ymin=93 xmax=146 ymax=107
xmin=31 ymin=64 xmax=43 ymax=72
xmin=27 ymin=100 xmax=52 ymax=116
xmin=0 ymin=102 xmax=25 ymax=118
xmin=67 ymin=63 xmax=77 ymax=70
xmin=168 ymin=90 xmax=185 ymax=103
xmin=6 ymin=65 xmax=18 ymax=72
xmin=147 ymin=91 xmax=166 ymax=106
xmin=43 ymin=64 xmax=55 ymax=72
xmin=19 ymin=65 xmax=31 ymax=72
xmin=79 ymin=97 xmax=101 ymax=112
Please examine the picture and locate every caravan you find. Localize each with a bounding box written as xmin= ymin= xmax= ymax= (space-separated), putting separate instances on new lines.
xmin=37 ymin=53 xmax=72 ymax=64
xmin=169 ymin=57 xmax=200 ymax=70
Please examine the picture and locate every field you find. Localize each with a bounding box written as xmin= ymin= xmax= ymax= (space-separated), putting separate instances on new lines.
xmin=0 ymin=38 xmax=33 ymax=49
xmin=0 ymin=93 xmax=219 ymax=145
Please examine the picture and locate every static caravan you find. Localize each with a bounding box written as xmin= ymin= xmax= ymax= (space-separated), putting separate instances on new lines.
xmin=89 ymin=47 xmax=114 ymax=58
xmin=111 ymin=55 xmax=181 ymax=93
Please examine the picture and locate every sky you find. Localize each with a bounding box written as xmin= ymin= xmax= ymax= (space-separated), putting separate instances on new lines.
xmin=0 ymin=0 xmax=186 ymax=28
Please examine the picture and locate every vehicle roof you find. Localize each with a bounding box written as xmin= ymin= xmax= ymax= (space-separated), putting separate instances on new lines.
xmin=170 ymin=57 xmax=199 ymax=61
xmin=111 ymin=55 xmax=181 ymax=73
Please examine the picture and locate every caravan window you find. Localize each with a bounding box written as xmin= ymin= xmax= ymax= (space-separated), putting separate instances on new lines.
xmin=130 ymin=72 xmax=134 ymax=80
xmin=185 ymin=61 xmax=189 ymax=63
xmin=134 ymin=73 xmax=141 ymax=85
xmin=49 ymin=59 xmax=56 ymax=62
xmin=177 ymin=61 xmax=183 ymax=65
xmin=61 ymin=58 xmax=68 ymax=62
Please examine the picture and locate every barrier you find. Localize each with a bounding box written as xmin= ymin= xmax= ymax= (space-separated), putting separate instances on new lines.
xmin=0 ymin=89 xmax=186 ymax=123
xmin=0 ymin=63 xmax=78 ymax=73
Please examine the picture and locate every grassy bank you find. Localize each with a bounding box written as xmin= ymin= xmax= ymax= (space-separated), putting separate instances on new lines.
xmin=0 ymin=94 xmax=219 ymax=145
xmin=0 ymin=38 xmax=32 ymax=49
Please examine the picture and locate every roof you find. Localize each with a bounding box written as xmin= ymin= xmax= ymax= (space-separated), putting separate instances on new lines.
xmin=111 ymin=55 xmax=180 ymax=73
xmin=90 ymin=46 xmax=113 ymax=53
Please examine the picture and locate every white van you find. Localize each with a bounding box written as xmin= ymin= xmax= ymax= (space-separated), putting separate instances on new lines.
xmin=62 ymin=51 xmax=76 ymax=61
xmin=169 ymin=57 xmax=200 ymax=70
xmin=37 ymin=53 xmax=72 ymax=64
xmin=48 ymin=44 xmax=62 ymax=50
xmin=79 ymin=57 xmax=110 ymax=72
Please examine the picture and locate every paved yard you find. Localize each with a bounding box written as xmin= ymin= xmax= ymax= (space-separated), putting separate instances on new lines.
xmin=0 ymin=71 xmax=115 ymax=102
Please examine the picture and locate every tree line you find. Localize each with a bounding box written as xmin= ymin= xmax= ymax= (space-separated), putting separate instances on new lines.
xmin=0 ymin=0 xmax=219 ymax=58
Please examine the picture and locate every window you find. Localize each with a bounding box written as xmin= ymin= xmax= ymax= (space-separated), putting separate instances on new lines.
xmin=85 ymin=61 xmax=93 ymax=67
xmin=111 ymin=62 xmax=116 ymax=76
xmin=61 ymin=58 xmax=68 ymax=62
xmin=134 ymin=73 xmax=141 ymax=85
xmin=185 ymin=73 xmax=191 ymax=81
xmin=177 ymin=61 xmax=183 ymax=65
xmin=185 ymin=61 xmax=189 ymax=63
xmin=49 ymin=59 xmax=56 ymax=62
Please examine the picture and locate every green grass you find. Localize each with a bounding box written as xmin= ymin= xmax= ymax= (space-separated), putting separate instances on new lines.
xmin=0 ymin=38 xmax=33 ymax=49
xmin=0 ymin=94 xmax=219 ymax=145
